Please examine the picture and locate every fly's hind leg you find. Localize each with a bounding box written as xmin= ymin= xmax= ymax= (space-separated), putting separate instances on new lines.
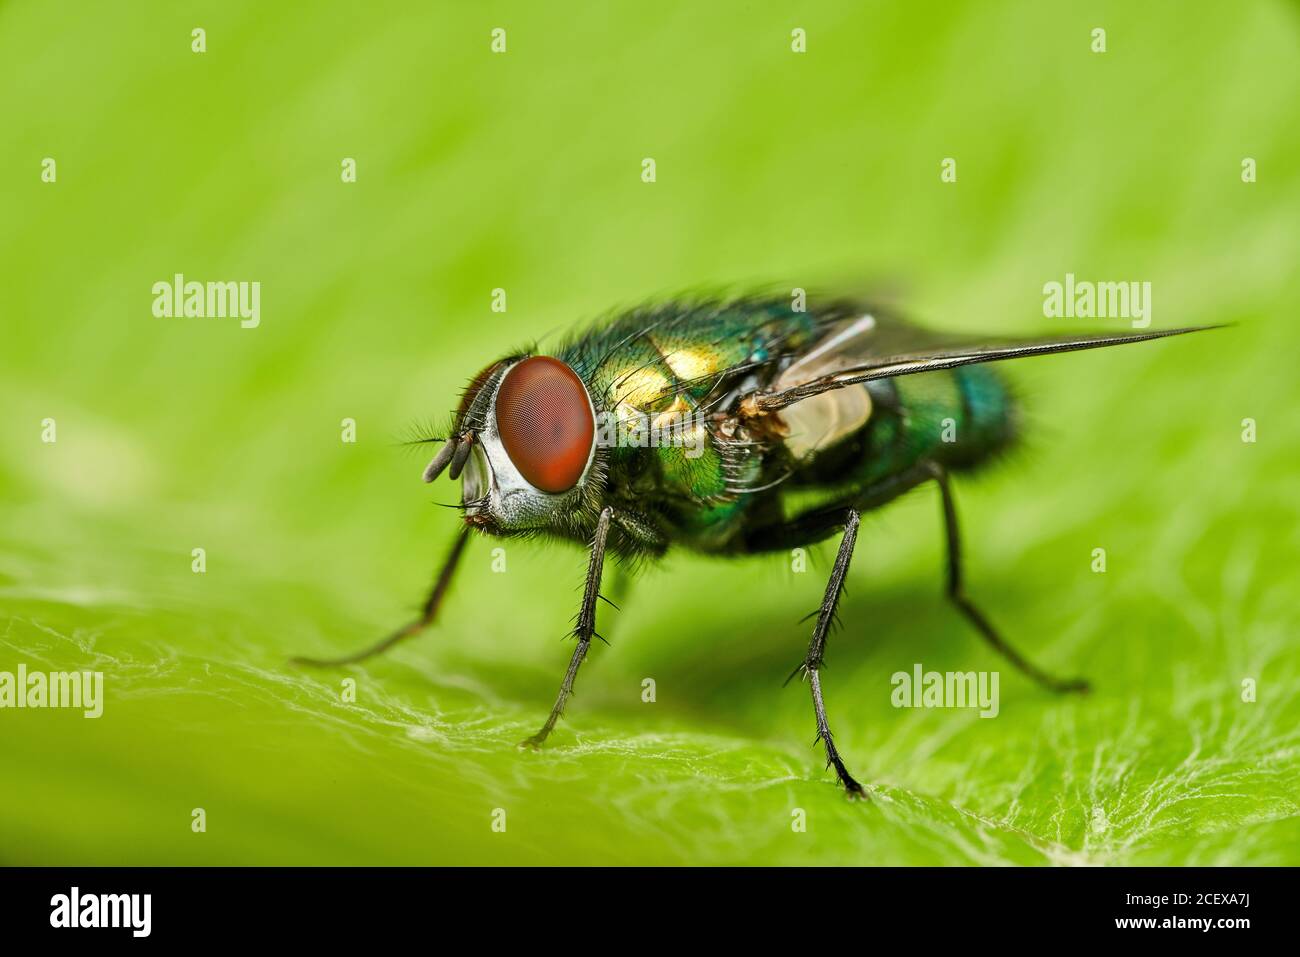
xmin=521 ymin=506 xmax=615 ymax=749
xmin=291 ymin=528 xmax=471 ymax=667
xmin=927 ymin=462 xmax=1089 ymax=694
xmin=740 ymin=466 xmax=936 ymax=798
xmin=786 ymin=508 xmax=868 ymax=798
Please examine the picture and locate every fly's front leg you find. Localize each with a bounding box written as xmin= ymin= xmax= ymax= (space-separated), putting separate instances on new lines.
xmin=521 ymin=506 xmax=614 ymax=748
xmin=291 ymin=528 xmax=471 ymax=667
xmin=788 ymin=508 xmax=867 ymax=798
xmin=927 ymin=462 xmax=1089 ymax=694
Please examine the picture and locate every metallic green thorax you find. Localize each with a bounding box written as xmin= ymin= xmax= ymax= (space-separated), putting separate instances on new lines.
xmin=554 ymin=298 xmax=1017 ymax=555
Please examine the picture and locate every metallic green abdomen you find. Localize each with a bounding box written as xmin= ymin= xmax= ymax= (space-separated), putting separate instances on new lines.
xmin=857 ymin=365 xmax=1018 ymax=485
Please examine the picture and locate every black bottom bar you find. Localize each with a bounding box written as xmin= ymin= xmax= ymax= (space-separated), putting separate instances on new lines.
xmin=0 ymin=866 xmax=1270 ymax=943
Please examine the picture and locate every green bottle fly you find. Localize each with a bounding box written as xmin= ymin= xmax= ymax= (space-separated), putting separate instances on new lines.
xmin=296 ymin=295 xmax=1215 ymax=797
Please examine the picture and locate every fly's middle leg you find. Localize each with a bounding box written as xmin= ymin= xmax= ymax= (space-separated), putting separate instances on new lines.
xmin=788 ymin=507 xmax=868 ymax=799
xmin=927 ymin=462 xmax=1089 ymax=694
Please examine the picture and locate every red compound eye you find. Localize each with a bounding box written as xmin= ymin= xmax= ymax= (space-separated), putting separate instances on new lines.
xmin=494 ymin=356 xmax=594 ymax=493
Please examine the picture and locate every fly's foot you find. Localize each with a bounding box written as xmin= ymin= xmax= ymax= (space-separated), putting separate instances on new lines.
xmin=825 ymin=748 xmax=869 ymax=800
xmin=518 ymin=733 xmax=548 ymax=750
xmin=1047 ymin=676 xmax=1091 ymax=695
xmin=835 ymin=763 xmax=869 ymax=800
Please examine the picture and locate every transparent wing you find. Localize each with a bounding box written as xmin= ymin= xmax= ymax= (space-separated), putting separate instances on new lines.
xmin=755 ymin=314 xmax=1220 ymax=414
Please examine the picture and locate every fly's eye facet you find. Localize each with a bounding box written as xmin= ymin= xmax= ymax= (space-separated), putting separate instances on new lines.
xmin=494 ymin=356 xmax=594 ymax=493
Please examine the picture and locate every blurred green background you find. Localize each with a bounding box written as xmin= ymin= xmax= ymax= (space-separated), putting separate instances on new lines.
xmin=2 ymin=1 xmax=1298 ymax=865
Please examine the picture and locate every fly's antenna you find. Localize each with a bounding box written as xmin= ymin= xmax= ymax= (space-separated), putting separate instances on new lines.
xmin=396 ymin=413 xmax=451 ymax=450
xmin=448 ymin=433 xmax=474 ymax=479
xmin=400 ymin=435 xmax=447 ymax=446
xmin=423 ymin=359 xmax=516 ymax=483
xmin=422 ymin=439 xmax=459 ymax=483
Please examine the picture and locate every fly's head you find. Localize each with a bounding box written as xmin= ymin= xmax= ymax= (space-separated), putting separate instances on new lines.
xmin=421 ymin=355 xmax=599 ymax=534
